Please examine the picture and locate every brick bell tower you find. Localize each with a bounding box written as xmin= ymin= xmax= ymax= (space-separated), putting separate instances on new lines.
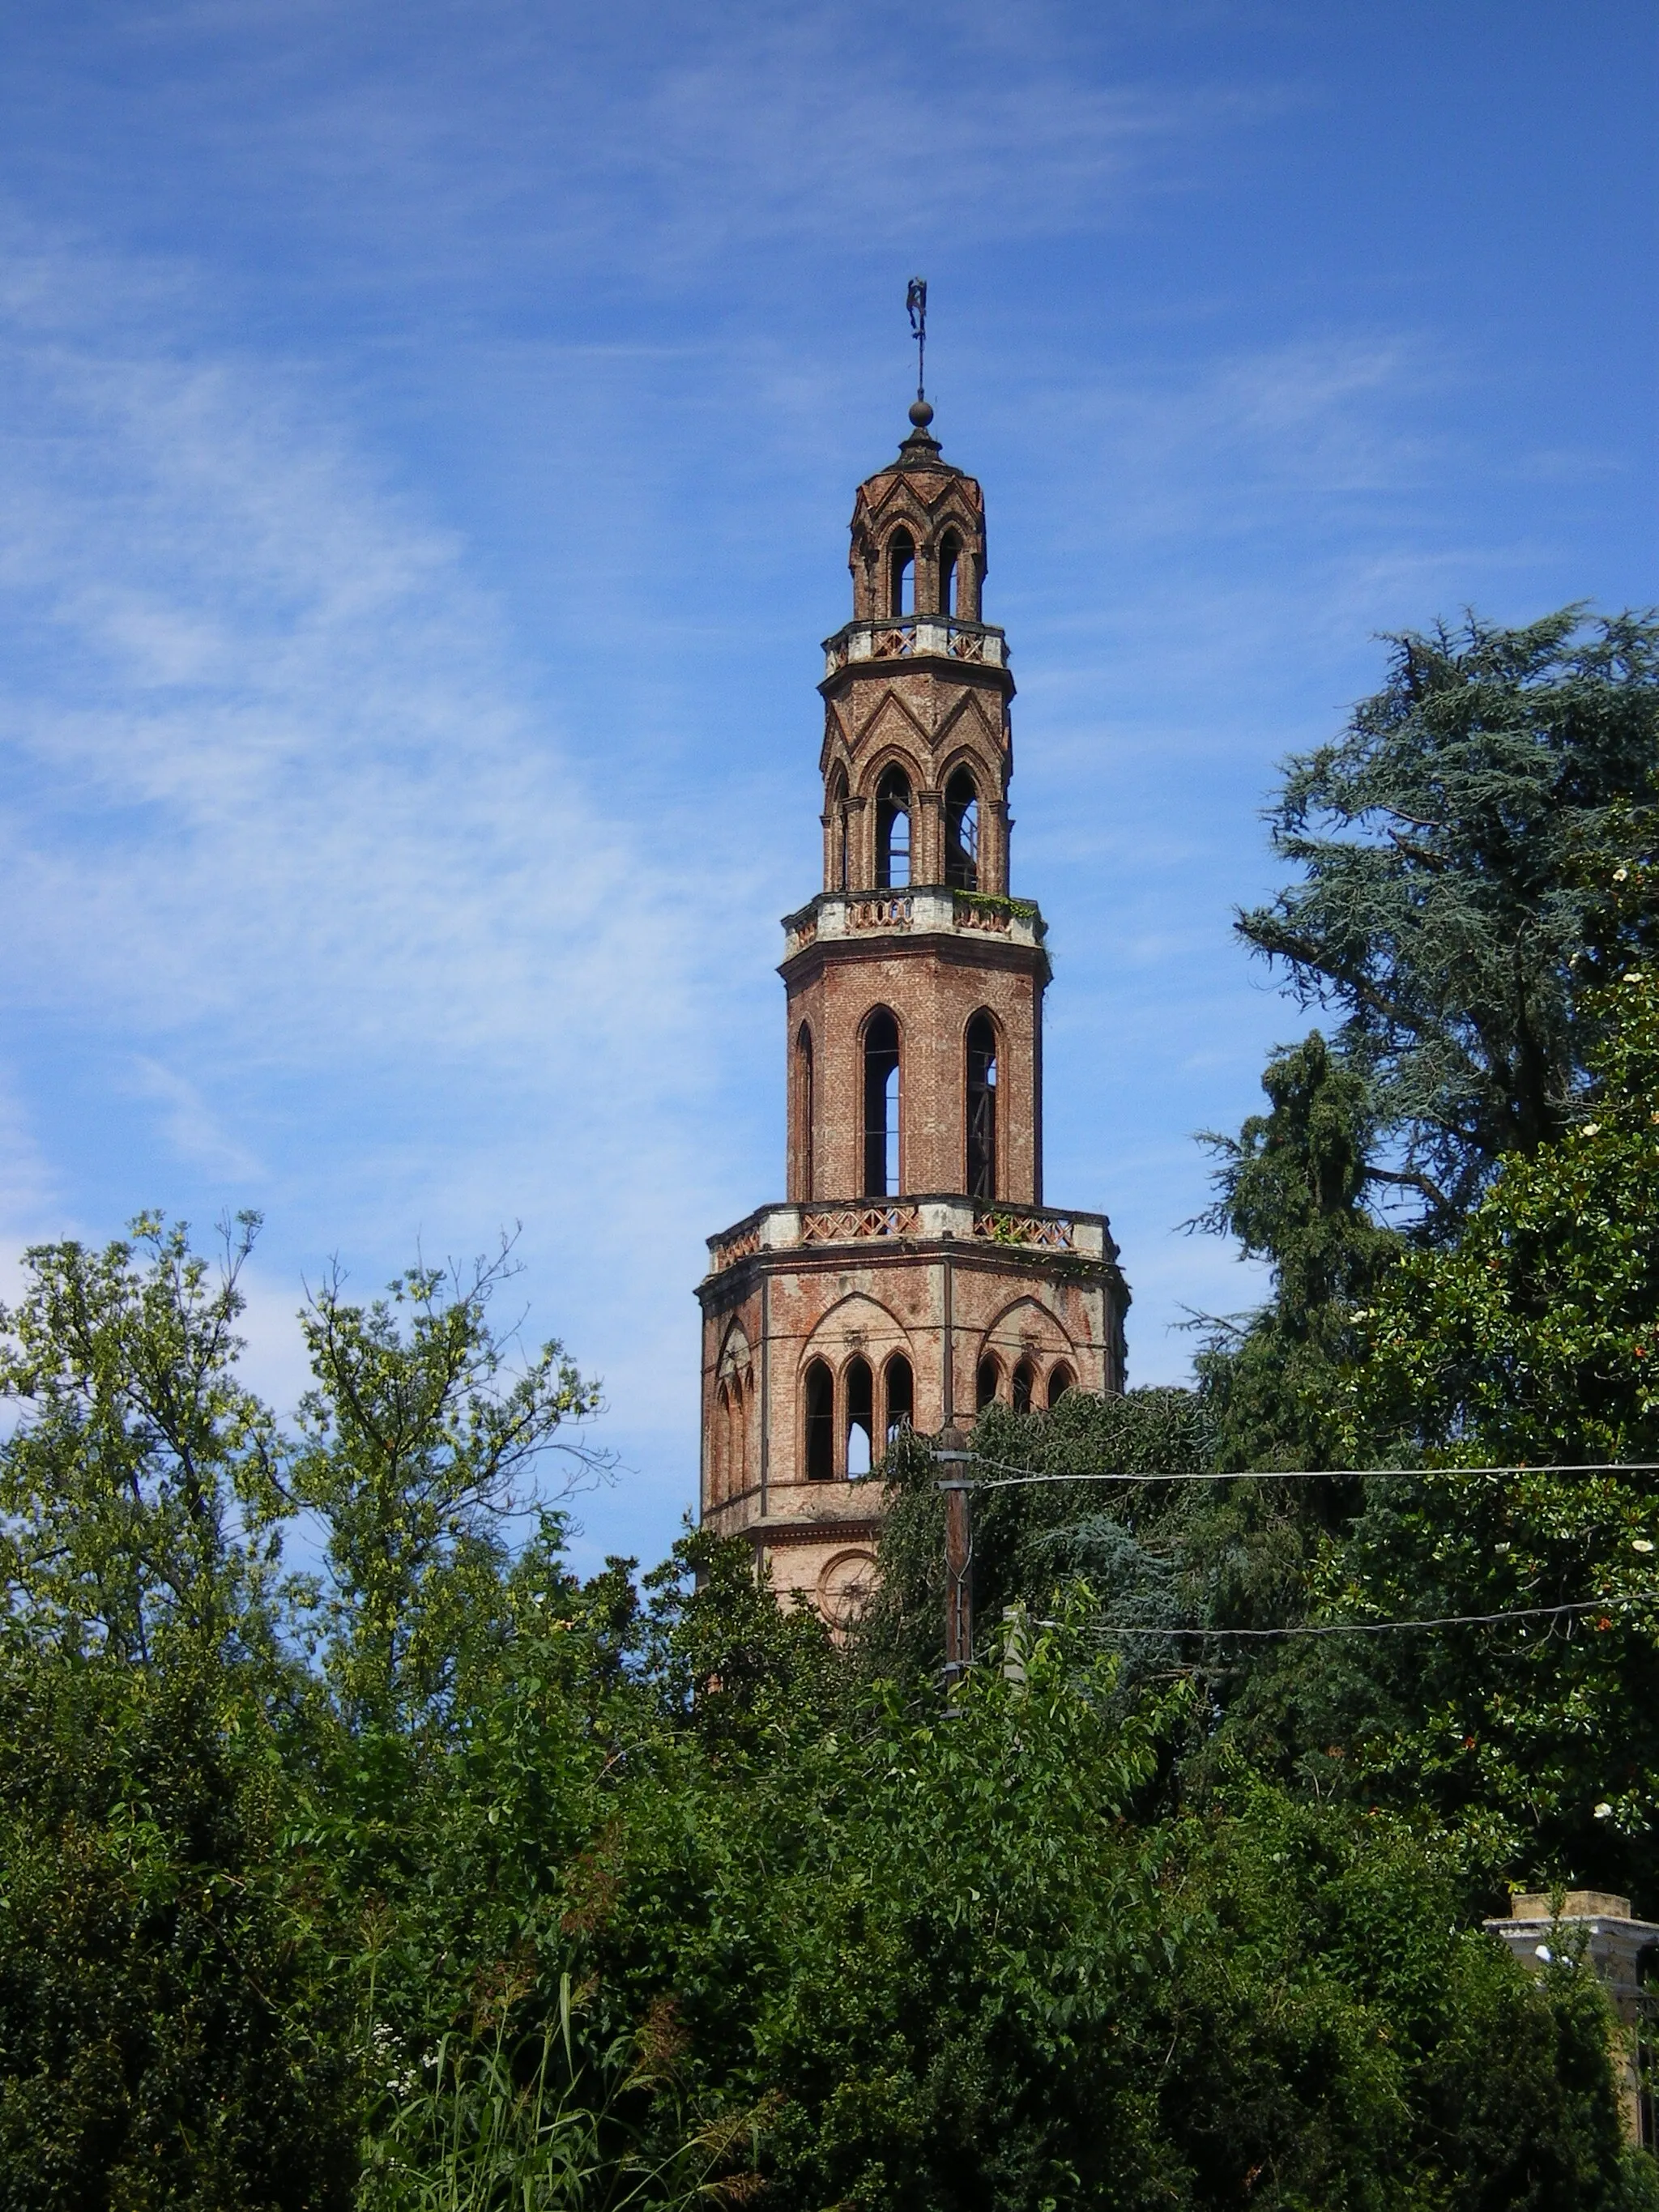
xmin=697 ymin=369 xmax=1128 ymax=1625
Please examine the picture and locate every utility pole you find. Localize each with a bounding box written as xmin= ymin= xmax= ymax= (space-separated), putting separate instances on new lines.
xmin=936 ymin=1426 xmax=972 ymax=1704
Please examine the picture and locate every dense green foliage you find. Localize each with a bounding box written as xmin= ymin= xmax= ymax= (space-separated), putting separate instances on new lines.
xmin=1322 ymin=961 xmax=1659 ymax=1895
xmin=1236 ymin=607 xmax=1659 ymax=1226
xmin=5 ymin=1224 xmax=1655 ymax=2209
xmin=1196 ymin=1031 xmax=1401 ymax=1470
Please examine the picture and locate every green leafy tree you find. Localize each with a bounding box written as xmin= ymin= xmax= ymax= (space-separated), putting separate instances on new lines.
xmin=1326 ymin=955 xmax=1659 ymax=1894
xmin=0 ymin=1213 xmax=287 ymax=1664
xmin=0 ymin=1218 xmax=350 ymax=2210
xmin=1239 ymin=608 xmax=1659 ymax=1228
xmin=292 ymin=1244 xmax=600 ymax=1737
xmin=1197 ymin=1030 xmax=1401 ymax=1471
xmin=859 ymin=1389 xmax=1211 ymax=1696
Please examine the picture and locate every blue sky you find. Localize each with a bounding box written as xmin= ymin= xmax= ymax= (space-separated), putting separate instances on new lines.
xmin=0 ymin=0 xmax=1653 ymax=1571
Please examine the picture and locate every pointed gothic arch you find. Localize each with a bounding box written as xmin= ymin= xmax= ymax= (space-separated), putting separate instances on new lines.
xmin=966 ymin=1010 xmax=998 ymax=1200
xmin=937 ymin=529 xmax=962 ymax=617
xmin=844 ymin=1355 xmax=874 ymax=1477
xmin=825 ymin=762 xmax=850 ymax=892
xmin=861 ymin=1006 xmax=902 ymax=1196
xmin=712 ymin=1379 xmax=731 ymax=1502
xmin=883 ymin=1352 xmax=914 ymax=1447
xmin=945 ymin=766 xmax=980 ymax=891
xmin=886 ymin=529 xmax=915 ymax=617
xmin=794 ymin=1021 xmax=815 ymax=1200
xmin=875 ymin=766 xmax=911 ymax=889
xmin=803 ymin=1358 xmax=834 ymax=1482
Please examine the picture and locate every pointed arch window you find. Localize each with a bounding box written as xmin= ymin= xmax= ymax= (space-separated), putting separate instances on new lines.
xmin=938 ymin=531 xmax=962 ymax=617
xmin=1047 ymin=1363 xmax=1074 ymax=1409
xmin=728 ymin=1374 xmax=748 ymax=1494
xmin=845 ymin=1357 xmax=874 ymax=1478
xmin=713 ymin=1380 xmax=730 ymax=1502
xmin=945 ymin=768 xmax=979 ymax=891
xmin=876 ymin=768 xmax=911 ymax=889
xmin=826 ymin=765 xmax=849 ymax=892
xmin=976 ymin=1355 xmax=1000 ymax=1411
xmin=804 ymin=1360 xmax=834 ymax=1482
xmin=795 ymin=1023 xmax=815 ymax=1200
xmin=1012 ymin=1359 xmax=1037 ymax=1414
xmin=966 ymin=1012 xmax=998 ymax=1200
xmin=888 ymin=530 xmax=915 ymax=617
xmin=884 ymin=1353 xmax=914 ymax=1446
xmin=862 ymin=1008 xmax=901 ymax=1197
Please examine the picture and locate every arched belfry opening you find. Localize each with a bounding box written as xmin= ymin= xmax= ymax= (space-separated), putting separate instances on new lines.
xmin=876 ymin=768 xmax=911 ymax=889
xmin=937 ymin=531 xmax=962 ymax=618
xmin=794 ymin=1022 xmax=814 ymax=1200
xmin=884 ymin=1353 xmax=914 ymax=1445
xmin=945 ymin=768 xmax=979 ymax=891
xmin=862 ymin=1008 xmax=902 ymax=1196
xmin=697 ymin=351 xmax=1127 ymax=1626
xmin=804 ymin=1359 xmax=834 ymax=1481
xmin=845 ymin=1356 xmax=874 ymax=1477
xmin=966 ymin=1012 xmax=997 ymax=1200
xmin=886 ymin=530 xmax=915 ymax=617
xmin=825 ymin=764 xmax=850 ymax=892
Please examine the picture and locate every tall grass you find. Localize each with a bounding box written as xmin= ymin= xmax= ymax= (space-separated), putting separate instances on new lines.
xmin=357 ymin=1976 xmax=754 ymax=2211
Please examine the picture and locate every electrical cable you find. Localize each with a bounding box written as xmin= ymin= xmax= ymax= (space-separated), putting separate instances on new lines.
xmin=947 ymin=1457 xmax=1659 ymax=1491
xmin=1052 ymin=1594 xmax=1659 ymax=1640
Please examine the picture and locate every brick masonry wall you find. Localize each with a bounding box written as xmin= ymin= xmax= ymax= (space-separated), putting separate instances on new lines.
xmin=699 ymin=1238 xmax=1122 ymax=1613
xmin=784 ymin=936 xmax=1044 ymax=1204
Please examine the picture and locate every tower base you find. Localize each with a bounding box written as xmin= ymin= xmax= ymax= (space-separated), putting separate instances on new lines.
xmin=697 ymin=1196 xmax=1127 ymax=1622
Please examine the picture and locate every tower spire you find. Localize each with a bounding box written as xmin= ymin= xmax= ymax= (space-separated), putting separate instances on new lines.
xmin=904 ymin=276 xmax=936 ymax=442
xmin=906 ymin=276 xmax=928 ymax=403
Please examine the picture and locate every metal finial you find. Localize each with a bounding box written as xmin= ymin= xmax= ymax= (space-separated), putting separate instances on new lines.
xmin=906 ymin=276 xmax=928 ymax=402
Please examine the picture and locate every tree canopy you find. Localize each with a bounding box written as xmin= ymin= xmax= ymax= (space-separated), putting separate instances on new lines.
xmin=1237 ymin=608 xmax=1659 ymax=1227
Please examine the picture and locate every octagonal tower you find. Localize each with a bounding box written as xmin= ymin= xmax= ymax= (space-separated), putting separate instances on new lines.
xmin=697 ymin=396 xmax=1128 ymax=1624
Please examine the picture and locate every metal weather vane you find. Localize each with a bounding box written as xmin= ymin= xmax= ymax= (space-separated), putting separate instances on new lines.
xmin=906 ymin=276 xmax=928 ymax=400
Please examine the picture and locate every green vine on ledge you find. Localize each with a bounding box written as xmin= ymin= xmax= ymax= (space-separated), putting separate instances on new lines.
xmin=953 ymin=889 xmax=1047 ymax=940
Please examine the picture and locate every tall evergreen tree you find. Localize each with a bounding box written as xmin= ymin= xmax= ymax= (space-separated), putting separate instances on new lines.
xmin=1238 ymin=608 xmax=1659 ymax=1230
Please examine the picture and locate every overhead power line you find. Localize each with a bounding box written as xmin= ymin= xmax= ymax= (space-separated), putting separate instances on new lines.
xmin=929 ymin=1446 xmax=1659 ymax=1697
xmin=1068 ymin=1595 xmax=1659 ymax=1641
xmin=955 ymin=1457 xmax=1659 ymax=1491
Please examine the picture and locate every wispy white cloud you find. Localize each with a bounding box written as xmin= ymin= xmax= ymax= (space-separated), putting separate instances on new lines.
xmin=0 ymin=1068 xmax=59 ymax=1250
xmin=127 ymin=1057 xmax=265 ymax=1181
xmin=0 ymin=218 xmax=749 ymax=1529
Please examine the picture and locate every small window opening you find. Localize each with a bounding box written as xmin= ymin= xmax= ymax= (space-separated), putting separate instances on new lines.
xmin=966 ymin=1012 xmax=998 ymax=1200
xmin=945 ymin=768 xmax=979 ymax=891
xmin=888 ymin=531 xmax=915 ymax=617
xmin=976 ymin=1356 xmax=1000 ymax=1412
xmin=876 ymin=768 xmax=911 ymax=889
xmin=884 ymin=1353 xmax=914 ymax=1446
xmin=863 ymin=1008 xmax=901 ymax=1197
xmin=804 ymin=1360 xmax=834 ymax=1481
xmin=795 ymin=1024 xmax=814 ymax=1201
xmin=1047 ymin=1363 xmax=1074 ymax=1409
xmin=939 ymin=532 xmax=961 ymax=617
xmin=845 ymin=1357 xmax=874 ymax=1478
xmin=1012 ymin=1359 xmax=1037 ymax=1414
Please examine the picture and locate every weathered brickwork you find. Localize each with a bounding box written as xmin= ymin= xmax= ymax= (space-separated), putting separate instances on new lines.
xmin=783 ymin=932 xmax=1044 ymax=1204
xmin=697 ymin=400 xmax=1128 ymax=1622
